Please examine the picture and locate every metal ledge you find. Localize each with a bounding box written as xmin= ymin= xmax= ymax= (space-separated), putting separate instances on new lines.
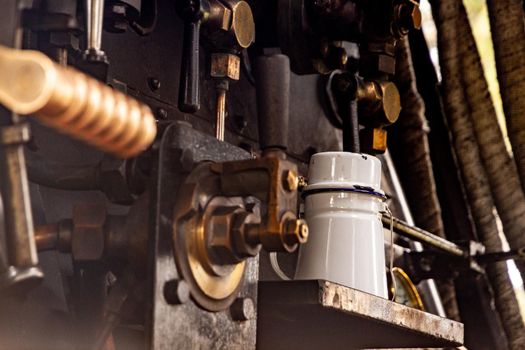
xmin=257 ymin=280 xmax=464 ymax=349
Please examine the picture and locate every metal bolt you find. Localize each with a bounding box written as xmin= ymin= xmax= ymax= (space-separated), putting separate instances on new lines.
xmin=284 ymin=219 xmax=309 ymax=246
xmin=282 ymin=170 xmax=299 ymax=192
xmin=163 ymin=279 xmax=190 ymax=305
xmin=230 ymin=297 xmax=255 ymax=321
xmin=148 ymin=77 xmax=161 ymax=91
xmin=156 ymin=107 xmax=168 ymax=120
xmin=298 ymin=176 xmax=308 ymax=191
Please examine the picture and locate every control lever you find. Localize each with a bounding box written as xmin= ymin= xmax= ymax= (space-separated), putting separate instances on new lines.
xmin=0 ymin=119 xmax=43 ymax=294
xmin=176 ymin=0 xmax=255 ymax=140
xmin=255 ymin=54 xmax=290 ymax=151
xmin=175 ymin=0 xmax=210 ymax=113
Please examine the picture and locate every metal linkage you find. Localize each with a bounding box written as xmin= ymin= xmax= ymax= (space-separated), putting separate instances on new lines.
xmin=383 ymin=213 xmax=525 ymax=266
xmin=381 ymin=214 xmax=465 ymax=257
xmin=0 ymin=121 xmax=43 ymax=293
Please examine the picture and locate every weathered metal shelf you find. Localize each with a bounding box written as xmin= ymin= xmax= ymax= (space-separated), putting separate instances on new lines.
xmin=257 ymin=280 xmax=463 ymax=349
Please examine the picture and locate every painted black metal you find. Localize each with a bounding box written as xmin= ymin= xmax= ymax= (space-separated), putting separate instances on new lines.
xmin=146 ymin=121 xmax=258 ymax=349
xmin=255 ymin=54 xmax=290 ymax=150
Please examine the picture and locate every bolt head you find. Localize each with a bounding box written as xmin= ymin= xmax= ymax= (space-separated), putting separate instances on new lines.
xmin=283 ymin=170 xmax=299 ymax=192
xmin=230 ymin=297 xmax=255 ymax=321
xmin=164 ymin=279 xmax=190 ymax=305
xmin=284 ymin=219 xmax=309 ymax=246
xmin=148 ymin=77 xmax=161 ymax=91
xmin=210 ymin=53 xmax=241 ymax=81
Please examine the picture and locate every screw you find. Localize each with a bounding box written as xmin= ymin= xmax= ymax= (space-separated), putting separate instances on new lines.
xmin=298 ymin=176 xmax=308 ymax=191
xmin=148 ymin=77 xmax=161 ymax=91
xmin=282 ymin=170 xmax=299 ymax=192
xmin=163 ymin=279 xmax=190 ymax=305
xmin=156 ymin=107 xmax=168 ymax=120
xmin=230 ymin=297 xmax=255 ymax=321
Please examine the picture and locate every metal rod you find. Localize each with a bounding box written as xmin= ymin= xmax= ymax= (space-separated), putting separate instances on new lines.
xmin=383 ymin=151 xmax=446 ymax=317
xmin=477 ymin=248 xmax=525 ymax=264
xmin=215 ymin=83 xmax=227 ymax=141
xmin=381 ymin=214 xmax=465 ymax=257
xmin=86 ymin=0 xmax=105 ymax=53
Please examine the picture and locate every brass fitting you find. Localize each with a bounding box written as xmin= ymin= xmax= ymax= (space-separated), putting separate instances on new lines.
xmin=210 ymin=0 xmax=255 ymax=49
xmin=360 ymin=127 xmax=388 ymax=154
xmin=393 ymin=1 xmax=422 ymax=37
xmin=358 ymin=79 xmax=401 ymax=127
xmin=0 ymin=45 xmax=157 ymax=158
xmin=284 ymin=218 xmax=309 ymax=246
xmin=282 ymin=169 xmax=299 ymax=192
xmin=210 ymin=53 xmax=241 ymax=81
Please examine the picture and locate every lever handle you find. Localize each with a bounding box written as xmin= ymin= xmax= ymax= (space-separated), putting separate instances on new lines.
xmin=255 ymin=54 xmax=291 ymax=151
xmin=178 ymin=20 xmax=201 ymax=113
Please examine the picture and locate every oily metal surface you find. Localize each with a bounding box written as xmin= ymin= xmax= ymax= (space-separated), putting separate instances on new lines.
xmin=173 ymin=169 xmax=247 ymax=311
xmin=148 ymin=122 xmax=257 ymax=350
xmin=257 ymin=280 xmax=464 ymax=349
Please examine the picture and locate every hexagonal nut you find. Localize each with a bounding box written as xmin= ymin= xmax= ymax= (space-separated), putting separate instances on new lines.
xmin=208 ymin=0 xmax=232 ymax=31
xmin=208 ymin=206 xmax=243 ymax=264
xmin=282 ymin=169 xmax=299 ymax=192
xmin=231 ymin=212 xmax=261 ymax=259
xmin=71 ymin=204 xmax=107 ymax=262
xmin=283 ymin=219 xmax=309 ymax=246
xmin=210 ymin=53 xmax=241 ymax=81
xmin=401 ymin=3 xmax=422 ymax=31
xmin=359 ymin=127 xmax=388 ymax=154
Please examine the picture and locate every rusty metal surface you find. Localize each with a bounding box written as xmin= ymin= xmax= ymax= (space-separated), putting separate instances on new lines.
xmin=257 ymin=280 xmax=464 ymax=349
xmin=148 ymin=121 xmax=258 ymax=349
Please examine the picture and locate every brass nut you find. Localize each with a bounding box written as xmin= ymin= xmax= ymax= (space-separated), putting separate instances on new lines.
xmin=360 ymin=127 xmax=388 ymax=154
xmin=210 ymin=53 xmax=241 ymax=81
xmin=208 ymin=206 xmax=242 ymax=266
xmin=284 ymin=219 xmax=309 ymax=246
xmin=208 ymin=1 xmax=233 ymax=31
xmin=401 ymin=3 xmax=422 ymax=31
xmin=71 ymin=204 xmax=107 ymax=262
xmin=231 ymin=212 xmax=261 ymax=259
xmin=282 ymin=169 xmax=299 ymax=192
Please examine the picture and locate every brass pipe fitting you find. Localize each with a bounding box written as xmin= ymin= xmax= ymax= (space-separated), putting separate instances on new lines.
xmin=0 ymin=45 xmax=157 ymax=158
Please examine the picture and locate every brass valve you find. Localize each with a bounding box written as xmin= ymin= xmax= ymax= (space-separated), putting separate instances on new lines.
xmin=0 ymin=45 xmax=157 ymax=158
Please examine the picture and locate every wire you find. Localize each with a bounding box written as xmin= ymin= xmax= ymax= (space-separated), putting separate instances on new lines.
xmin=383 ymin=204 xmax=397 ymax=302
xmin=269 ymin=252 xmax=291 ymax=280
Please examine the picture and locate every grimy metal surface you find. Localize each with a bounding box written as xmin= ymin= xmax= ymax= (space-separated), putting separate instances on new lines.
xmin=257 ymin=280 xmax=464 ymax=350
xmin=147 ymin=121 xmax=258 ymax=349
